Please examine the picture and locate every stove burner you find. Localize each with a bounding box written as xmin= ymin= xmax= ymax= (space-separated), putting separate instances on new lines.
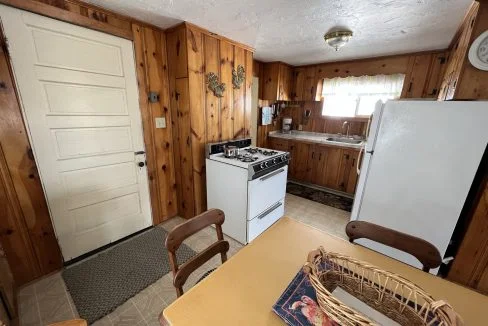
xmin=261 ymin=150 xmax=277 ymax=156
xmin=244 ymin=148 xmax=259 ymax=154
xmin=244 ymin=147 xmax=278 ymax=156
xmin=237 ymin=154 xmax=258 ymax=162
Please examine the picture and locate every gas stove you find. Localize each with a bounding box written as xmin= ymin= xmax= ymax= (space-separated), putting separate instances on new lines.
xmin=206 ymin=138 xmax=289 ymax=244
xmin=206 ymin=139 xmax=290 ymax=179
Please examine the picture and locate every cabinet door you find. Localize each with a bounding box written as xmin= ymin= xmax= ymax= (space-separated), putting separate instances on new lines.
xmin=345 ymin=150 xmax=360 ymax=194
xmin=310 ymin=145 xmax=329 ymax=187
xmin=337 ymin=149 xmax=360 ymax=194
xmin=292 ymin=68 xmax=305 ymax=101
xmin=268 ymin=138 xmax=289 ymax=152
xmin=289 ymin=142 xmax=311 ymax=182
xmin=324 ymin=147 xmax=342 ymax=189
xmin=278 ymin=64 xmax=293 ymax=101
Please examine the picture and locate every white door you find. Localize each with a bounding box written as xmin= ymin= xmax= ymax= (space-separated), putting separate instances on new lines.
xmin=0 ymin=5 xmax=152 ymax=260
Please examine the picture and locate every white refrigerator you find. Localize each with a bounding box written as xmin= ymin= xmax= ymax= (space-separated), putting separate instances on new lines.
xmin=351 ymin=100 xmax=488 ymax=273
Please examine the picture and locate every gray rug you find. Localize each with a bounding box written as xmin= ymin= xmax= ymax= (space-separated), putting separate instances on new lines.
xmin=287 ymin=182 xmax=353 ymax=212
xmin=62 ymin=227 xmax=196 ymax=324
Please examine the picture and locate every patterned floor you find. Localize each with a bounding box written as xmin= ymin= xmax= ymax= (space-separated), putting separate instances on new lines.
xmin=17 ymin=193 xmax=350 ymax=325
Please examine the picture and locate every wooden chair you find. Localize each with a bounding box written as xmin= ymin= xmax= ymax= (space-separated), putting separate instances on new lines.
xmin=345 ymin=221 xmax=442 ymax=272
xmin=165 ymin=209 xmax=229 ymax=297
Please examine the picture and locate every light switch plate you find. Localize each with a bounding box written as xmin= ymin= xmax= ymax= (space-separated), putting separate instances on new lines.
xmin=155 ymin=117 xmax=166 ymax=129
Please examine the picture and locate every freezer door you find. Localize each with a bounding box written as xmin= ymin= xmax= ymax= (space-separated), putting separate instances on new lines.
xmin=355 ymin=101 xmax=488 ymax=270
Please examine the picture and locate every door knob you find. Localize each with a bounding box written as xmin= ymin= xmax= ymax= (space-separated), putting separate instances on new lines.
xmin=138 ymin=162 xmax=145 ymax=167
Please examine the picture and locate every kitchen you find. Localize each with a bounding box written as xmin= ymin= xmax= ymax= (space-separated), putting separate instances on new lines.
xmin=0 ymin=0 xmax=487 ymax=325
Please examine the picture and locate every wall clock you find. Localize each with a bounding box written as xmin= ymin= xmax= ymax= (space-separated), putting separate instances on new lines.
xmin=468 ymin=30 xmax=488 ymax=71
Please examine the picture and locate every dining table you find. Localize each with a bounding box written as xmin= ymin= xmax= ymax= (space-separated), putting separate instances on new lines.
xmin=160 ymin=217 xmax=488 ymax=325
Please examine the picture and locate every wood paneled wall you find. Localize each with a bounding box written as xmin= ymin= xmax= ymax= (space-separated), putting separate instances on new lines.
xmin=455 ymin=0 xmax=488 ymax=99
xmin=255 ymin=51 xmax=448 ymax=148
xmin=166 ymin=23 xmax=253 ymax=218
xmin=256 ymin=102 xmax=368 ymax=148
xmin=438 ymin=1 xmax=479 ymax=100
xmin=0 ymin=0 xmax=177 ymax=285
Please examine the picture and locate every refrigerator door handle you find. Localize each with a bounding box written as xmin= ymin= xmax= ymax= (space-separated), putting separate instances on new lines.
xmin=357 ymin=145 xmax=364 ymax=175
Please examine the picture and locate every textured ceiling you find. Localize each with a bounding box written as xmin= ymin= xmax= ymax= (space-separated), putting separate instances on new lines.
xmin=85 ymin=0 xmax=472 ymax=66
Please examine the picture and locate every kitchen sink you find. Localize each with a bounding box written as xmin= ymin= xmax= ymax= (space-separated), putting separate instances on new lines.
xmin=326 ymin=137 xmax=363 ymax=144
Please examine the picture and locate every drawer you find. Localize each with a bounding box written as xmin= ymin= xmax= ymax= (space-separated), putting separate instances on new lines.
xmin=247 ymin=166 xmax=288 ymax=220
xmin=247 ymin=199 xmax=284 ymax=243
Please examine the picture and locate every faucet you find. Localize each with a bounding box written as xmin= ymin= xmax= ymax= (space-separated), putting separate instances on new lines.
xmin=342 ymin=121 xmax=350 ymax=137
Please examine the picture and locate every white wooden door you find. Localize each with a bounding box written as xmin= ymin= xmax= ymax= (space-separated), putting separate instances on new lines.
xmin=0 ymin=5 xmax=152 ymax=260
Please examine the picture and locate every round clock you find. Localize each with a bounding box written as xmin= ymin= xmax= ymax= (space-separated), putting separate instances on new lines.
xmin=468 ymin=30 xmax=488 ymax=71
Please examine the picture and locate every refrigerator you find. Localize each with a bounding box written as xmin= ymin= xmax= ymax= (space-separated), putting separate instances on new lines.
xmin=351 ymin=100 xmax=488 ymax=273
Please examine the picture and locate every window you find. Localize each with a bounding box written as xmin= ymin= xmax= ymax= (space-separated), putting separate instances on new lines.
xmin=321 ymin=74 xmax=405 ymax=117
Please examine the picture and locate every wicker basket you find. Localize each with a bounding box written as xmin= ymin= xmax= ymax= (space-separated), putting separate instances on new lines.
xmin=303 ymin=248 xmax=463 ymax=326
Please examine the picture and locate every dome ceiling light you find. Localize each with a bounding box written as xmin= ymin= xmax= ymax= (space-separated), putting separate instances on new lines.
xmin=324 ymin=30 xmax=353 ymax=51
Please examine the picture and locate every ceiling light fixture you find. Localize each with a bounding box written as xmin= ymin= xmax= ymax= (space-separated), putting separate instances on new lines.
xmin=324 ymin=31 xmax=353 ymax=51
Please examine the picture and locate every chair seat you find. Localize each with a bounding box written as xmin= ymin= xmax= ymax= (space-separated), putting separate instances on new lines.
xmin=196 ymin=268 xmax=216 ymax=284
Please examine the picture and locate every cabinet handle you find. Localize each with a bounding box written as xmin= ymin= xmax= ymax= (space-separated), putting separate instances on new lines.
xmin=319 ymin=153 xmax=322 ymax=161
xmin=312 ymin=152 xmax=315 ymax=159
xmin=351 ymin=158 xmax=355 ymax=167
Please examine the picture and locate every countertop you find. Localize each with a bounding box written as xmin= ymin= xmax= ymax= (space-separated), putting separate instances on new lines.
xmin=161 ymin=217 xmax=488 ymax=326
xmin=269 ymin=130 xmax=364 ymax=150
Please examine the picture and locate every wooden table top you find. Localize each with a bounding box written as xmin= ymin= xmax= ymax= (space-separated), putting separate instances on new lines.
xmin=162 ymin=217 xmax=488 ymax=325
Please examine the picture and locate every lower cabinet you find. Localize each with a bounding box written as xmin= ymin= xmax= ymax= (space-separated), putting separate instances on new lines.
xmin=288 ymin=141 xmax=312 ymax=182
xmin=269 ymin=138 xmax=361 ymax=195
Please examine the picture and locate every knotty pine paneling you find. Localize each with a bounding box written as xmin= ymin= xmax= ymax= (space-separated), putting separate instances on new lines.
xmin=167 ymin=24 xmax=253 ymax=217
xmin=204 ymin=35 xmax=221 ymax=143
xmin=220 ymin=41 xmax=234 ymax=141
xmin=186 ymin=27 xmax=207 ymax=216
xmin=455 ymin=1 xmax=487 ymax=99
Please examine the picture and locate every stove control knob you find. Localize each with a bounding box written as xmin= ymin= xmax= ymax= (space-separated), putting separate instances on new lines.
xmin=264 ymin=161 xmax=269 ymax=167
xmin=260 ymin=163 xmax=265 ymax=169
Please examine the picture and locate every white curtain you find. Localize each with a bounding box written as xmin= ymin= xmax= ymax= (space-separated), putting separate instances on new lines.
xmin=321 ymin=74 xmax=405 ymax=117
xmin=322 ymin=74 xmax=405 ymax=96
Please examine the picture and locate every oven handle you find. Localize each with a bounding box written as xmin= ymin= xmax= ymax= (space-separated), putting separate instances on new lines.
xmin=259 ymin=168 xmax=285 ymax=181
xmin=257 ymin=202 xmax=283 ymax=220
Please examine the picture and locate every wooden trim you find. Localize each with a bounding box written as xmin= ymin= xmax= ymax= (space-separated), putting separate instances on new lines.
xmin=294 ymin=49 xmax=448 ymax=69
xmin=0 ymin=0 xmax=133 ymax=39
xmin=448 ymin=1 xmax=480 ymax=49
xmin=166 ymin=21 xmax=255 ymax=53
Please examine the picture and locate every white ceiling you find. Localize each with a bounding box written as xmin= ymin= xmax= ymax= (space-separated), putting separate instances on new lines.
xmin=85 ymin=0 xmax=472 ymax=66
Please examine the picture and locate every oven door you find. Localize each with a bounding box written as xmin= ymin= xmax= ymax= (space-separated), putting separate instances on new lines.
xmin=247 ymin=165 xmax=288 ymax=220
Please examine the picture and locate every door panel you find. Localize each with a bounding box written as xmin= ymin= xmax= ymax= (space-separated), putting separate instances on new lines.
xmin=289 ymin=142 xmax=311 ymax=182
xmin=324 ymin=147 xmax=342 ymax=189
xmin=0 ymin=5 xmax=152 ymax=260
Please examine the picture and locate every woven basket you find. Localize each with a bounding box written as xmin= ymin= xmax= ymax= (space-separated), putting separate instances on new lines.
xmin=303 ymin=247 xmax=463 ymax=326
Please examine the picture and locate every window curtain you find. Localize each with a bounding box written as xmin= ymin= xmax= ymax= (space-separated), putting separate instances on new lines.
xmin=322 ymin=74 xmax=405 ymax=96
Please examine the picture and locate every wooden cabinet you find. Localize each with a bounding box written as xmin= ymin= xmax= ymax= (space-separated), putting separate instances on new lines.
xmin=268 ymin=138 xmax=289 ymax=152
xmin=275 ymin=139 xmax=361 ymax=195
xmin=337 ymin=149 xmax=360 ymax=194
xmin=288 ymin=141 xmax=311 ymax=182
xmin=292 ymin=66 xmax=318 ymax=101
xmin=262 ymin=62 xmax=293 ymax=101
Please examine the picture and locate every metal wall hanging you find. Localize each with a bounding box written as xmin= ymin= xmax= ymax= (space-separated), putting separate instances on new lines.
xmin=206 ymin=72 xmax=226 ymax=97
xmin=232 ymin=65 xmax=245 ymax=89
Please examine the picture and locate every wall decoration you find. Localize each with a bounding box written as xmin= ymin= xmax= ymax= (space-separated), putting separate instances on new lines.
xmin=206 ymin=72 xmax=226 ymax=97
xmin=468 ymin=30 xmax=488 ymax=71
xmin=232 ymin=65 xmax=246 ymax=89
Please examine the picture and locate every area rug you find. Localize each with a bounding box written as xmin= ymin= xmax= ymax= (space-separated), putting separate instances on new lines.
xmin=286 ymin=182 xmax=353 ymax=212
xmin=62 ymin=227 xmax=196 ymax=324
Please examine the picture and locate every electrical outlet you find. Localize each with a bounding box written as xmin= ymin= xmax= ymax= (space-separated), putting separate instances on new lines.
xmin=155 ymin=117 xmax=166 ymax=129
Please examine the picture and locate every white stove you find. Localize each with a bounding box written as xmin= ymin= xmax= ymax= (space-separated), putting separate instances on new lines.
xmin=206 ymin=138 xmax=290 ymax=244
